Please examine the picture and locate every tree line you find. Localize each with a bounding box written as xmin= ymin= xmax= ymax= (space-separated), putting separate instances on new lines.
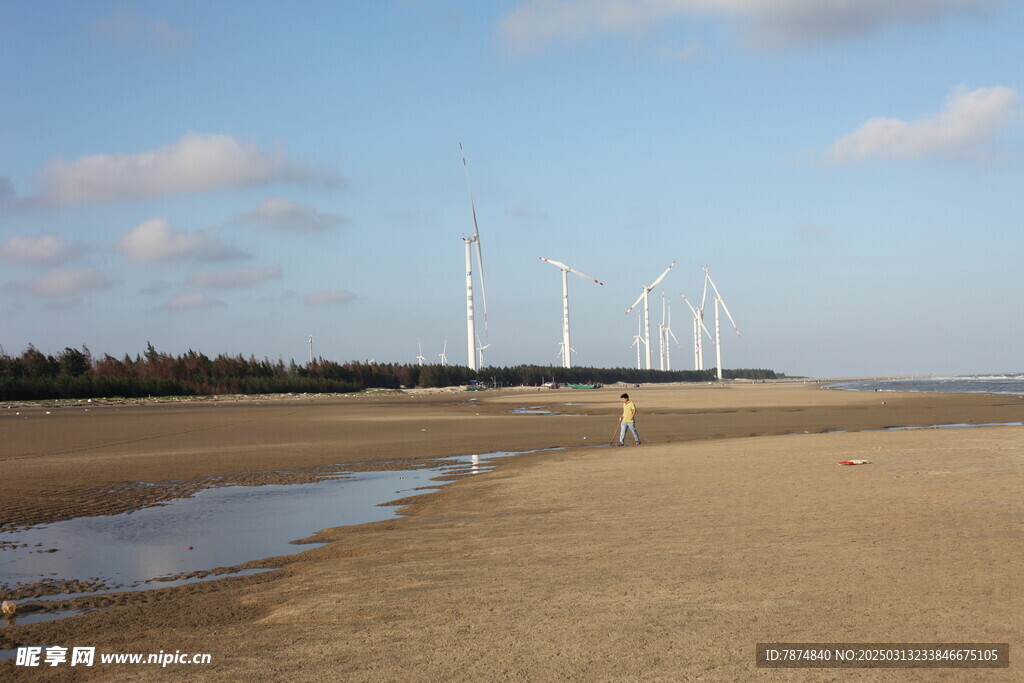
xmin=0 ymin=343 xmax=780 ymax=401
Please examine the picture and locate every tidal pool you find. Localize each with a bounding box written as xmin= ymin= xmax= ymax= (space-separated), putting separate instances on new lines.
xmin=0 ymin=451 xmax=534 ymax=598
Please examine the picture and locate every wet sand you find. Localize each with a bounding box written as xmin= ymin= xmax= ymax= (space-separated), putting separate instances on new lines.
xmin=1 ymin=383 xmax=1022 ymax=679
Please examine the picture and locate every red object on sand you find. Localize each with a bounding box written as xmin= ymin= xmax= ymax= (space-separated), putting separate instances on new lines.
xmin=837 ymin=460 xmax=870 ymax=466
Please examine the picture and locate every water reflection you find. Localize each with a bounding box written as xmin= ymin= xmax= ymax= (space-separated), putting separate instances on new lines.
xmin=0 ymin=450 xmax=548 ymax=595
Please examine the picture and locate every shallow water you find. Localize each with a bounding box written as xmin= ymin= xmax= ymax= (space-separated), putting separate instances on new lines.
xmin=2 ymin=610 xmax=95 ymax=629
xmin=828 ymin=373 xmax=1024 ymax=395
xmin=0 ymin=452 xmax=526 ymax=596
xmin=510 ymin=403 xmax=590 ymax=415
xmin=785 ymin=421 xmax=1024 ymax=436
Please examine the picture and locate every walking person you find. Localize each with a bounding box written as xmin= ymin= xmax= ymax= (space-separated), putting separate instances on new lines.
xmin=616 ymin=393 xmax=641 ymax=445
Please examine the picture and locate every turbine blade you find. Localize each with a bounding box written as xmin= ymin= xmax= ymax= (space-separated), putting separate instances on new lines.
xmin=565 ymin=265 xmax=603 ymax=285
xmin=648 ymin=260 xmax=676 ymax=289
xmin=680 ymin=293 xmax=699 ymax=317
xmin=626 ymin=290 xmax=645 ymax=315
xmin=476 ymin=240 xmax=488 ymax=335
xmin=703 ymin=266 xmax=723 ymax=301
xmin=700 ymin=267 xmax=709 ymax=309
xmin=540 ymin=257 xmax=602 ymax=284
xmin=704 ymin=266 xmax=739 ymax=335
xmin=719 ymin=299 xmax=740 ymax=336
xmin=539 ymin=256 xmax=569 ymax=271
xmin=460 ymin=143 xmax=481 ymax=240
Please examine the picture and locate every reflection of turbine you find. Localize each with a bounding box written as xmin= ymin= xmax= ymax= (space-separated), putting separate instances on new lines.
xmin=460 ymin=144 xmax=489 ymax=371
xmin=539 ymin=257 xmax=603 ymax=369
xmin=626 ymin=261 xmax=675 ymax=370
xmin=471 ymin=453 xmax=480 ymax=474
xmin=416 ymin=339 xmax=426 ymax=366
xmin=436 ymin=337 xmax=448 ymax=366
xmin=702 ymin=266 xmax=740 ymax=380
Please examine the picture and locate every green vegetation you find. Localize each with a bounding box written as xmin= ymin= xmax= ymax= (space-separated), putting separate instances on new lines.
xmin=0 ymin=343 xmax=781 ymax=401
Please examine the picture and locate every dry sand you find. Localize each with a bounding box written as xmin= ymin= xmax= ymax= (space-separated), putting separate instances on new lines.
xmin=1 ymin=383 xmax=1022 ymax=680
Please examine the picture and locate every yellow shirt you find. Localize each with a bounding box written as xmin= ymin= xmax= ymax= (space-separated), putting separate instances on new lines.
xmin=621 ymin=400 xmax=636 ymax=422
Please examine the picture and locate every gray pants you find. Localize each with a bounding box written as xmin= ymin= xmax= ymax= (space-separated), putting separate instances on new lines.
xmin=619 ymin=421 xmax=640 ymax=444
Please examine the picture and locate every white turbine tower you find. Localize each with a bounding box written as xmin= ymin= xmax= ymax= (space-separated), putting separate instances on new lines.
xmin=307 ymin=334 xmax=313 ymax=364
xmin=681 ymin=294 xmax=713 ymax=371
xmin=437 ymin=337 xmax=449 ymax=366
xmin=460 ymin=144 xmax=488 ymax=371
xmin=539 ymin=257 xmax=603 ymax=369
xmin=702 ymin=266 xmax=740 ymax=380
xmin=626 ymin=261 xmax=676 ymax=370
xmin=416 ymin=339 xmax=426 ymax=366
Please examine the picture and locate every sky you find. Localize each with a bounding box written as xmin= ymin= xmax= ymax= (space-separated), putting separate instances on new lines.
xmin=1 ymin=0 xmax=1022 ymax=378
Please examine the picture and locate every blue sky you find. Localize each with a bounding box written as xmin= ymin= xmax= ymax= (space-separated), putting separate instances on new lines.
xmin=1 ymin=0 xmax=1022 ymax=378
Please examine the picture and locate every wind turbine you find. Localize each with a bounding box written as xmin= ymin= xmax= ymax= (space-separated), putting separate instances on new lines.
xmin=626 ymin=261 xmax=676 ymax=370
xmin=539 ymin=257 xmax=603 ymax=369
xmin=475 ymin=334 xmax=492 ymax=369
xmin=416 ymin=339 xmax=426 ymax=366
xmin=557 ymin=341 xmax=577 ymax=367
xmin=660 ymin=292 xmax=681 ymax=371
xmin=681 ymin=294 xmax=713 ymax=371
xmin=436 ymin=337 xmax=449 ymax=366
xmin=702 ymin=266 xmax=740 ymax=380
xmin=307 ymin=334 xmax=313 ymax=364
xmin=658 ymin=291 xmax=666 ymax=371
xmin=460 ymin=143 xmax=488 ymax=371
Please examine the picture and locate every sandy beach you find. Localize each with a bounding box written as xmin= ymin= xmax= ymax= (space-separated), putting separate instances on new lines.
xmin=1 ymin=383 xmax=1022 ymax=680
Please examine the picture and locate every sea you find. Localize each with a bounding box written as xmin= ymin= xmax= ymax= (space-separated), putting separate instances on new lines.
xmin=827 ymin=373 xmax=1024 ymax=396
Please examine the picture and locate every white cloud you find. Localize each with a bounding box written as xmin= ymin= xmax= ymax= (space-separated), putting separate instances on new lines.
xmin=117 ymin=217 xmax=245 ymax=263
xmin=497 ymin=0 xmax=1005 ymax=54
xmin=29 ymin=268 xmax=111 ymax=297
xmin=826 ymin=85 xmax=1021 ymax=164
xmin=0 ymin=234 xmax=76 ymax=265
xmin=187 ymin=267 xmax=283 ymax=289
xmin=305 ymin=290 xmax=357 ymax=307
xmin=162 ymin=292 xmax=226 ymax=311
xmin=91 ymin=10 xmax=196 ymax=50
xmin=232 ymin=197 xmax=348 ymax=233
xmin=32 ymin=131 xmax=342 ymax=207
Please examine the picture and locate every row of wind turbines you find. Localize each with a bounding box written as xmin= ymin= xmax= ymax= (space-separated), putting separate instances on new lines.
xmin=627 ymin=263 xmax=741 ymax=379
xmin=438 ymin=145 xmax=742 ymax=378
